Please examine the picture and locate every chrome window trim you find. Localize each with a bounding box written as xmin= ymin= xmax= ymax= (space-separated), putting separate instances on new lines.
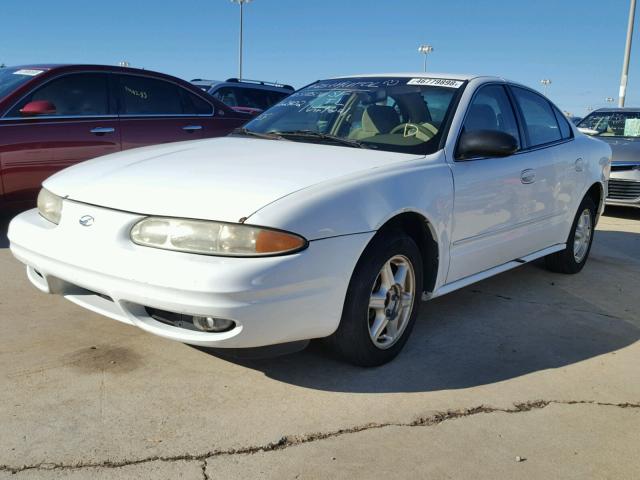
xmin=0 ymin=113 xmax=217 ymax=122
xmin=1 ymin=69 xmax=217 ymax=120
xmin=455 ymin=137 xmax=575 ymax=163
xmin=118 ymin=113 xmax=215 ymax=118
xmin=1 ymin=70 xmax=114 ymax=119
xmin=453 ymin=80 xmax=574 ymax=163
xmin=0 ymin=114 xmax=119 ymax=122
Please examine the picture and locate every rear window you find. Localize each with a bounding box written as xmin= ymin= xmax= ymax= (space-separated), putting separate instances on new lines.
xmin=212 ymin=86 xmax=289 ymax=110
xmin=511 ymin=87 xmax=562 ymax=147
xmin=552 ymin=106 xmax=573 ymax=140
xmin=118 ymin=75 xmax=183 ymax=115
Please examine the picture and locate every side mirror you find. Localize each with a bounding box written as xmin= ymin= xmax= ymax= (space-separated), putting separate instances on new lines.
xmin=19 ymin=100 xmax=56 ymax=116
xmin=457 ymin=130 xmax=518 ymax=160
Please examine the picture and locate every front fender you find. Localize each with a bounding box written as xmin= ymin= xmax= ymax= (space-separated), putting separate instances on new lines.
xmin=248 ymin=153 xmax=455 ymax=288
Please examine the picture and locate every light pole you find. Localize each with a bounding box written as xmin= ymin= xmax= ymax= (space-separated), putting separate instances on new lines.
xmin=231 ymin=0 xmax=252 ymax=81
xmin=619 ymin=0 xmax=636 ymax=107
xmin=540 ymin=79 xmax=552 ymax=96
xmin=418 ymin=45 xmax=434 ymax=72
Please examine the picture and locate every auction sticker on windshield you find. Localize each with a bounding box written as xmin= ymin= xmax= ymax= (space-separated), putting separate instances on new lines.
xmin=407 ymin=78 xmax=464 ymax=88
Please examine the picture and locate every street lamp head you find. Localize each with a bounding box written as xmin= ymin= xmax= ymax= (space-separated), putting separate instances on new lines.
xmin=540 ymin=79 xmax=552 ymax=86
xmin=231 ymin=0 xmax=252 ymax=3
xmin=418 ymin=45 xmax=434 ymax=54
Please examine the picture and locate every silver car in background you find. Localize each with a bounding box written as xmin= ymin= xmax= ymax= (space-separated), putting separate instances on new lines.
xmin=578 ymin=108 xmax=640 ymax=208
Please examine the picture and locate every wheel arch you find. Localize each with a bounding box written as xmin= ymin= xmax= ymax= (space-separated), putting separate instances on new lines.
xmin=375 ymin=211 xmax=440 ymax=293
xmin=584 ymin=181 xmax=605 ymax=222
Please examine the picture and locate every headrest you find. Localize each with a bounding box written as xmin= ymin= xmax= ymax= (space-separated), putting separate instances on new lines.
xmin=362 ymin=105 xmax=401 ymax=134
xmin=466 ymin=104 xmax=498 ymax=131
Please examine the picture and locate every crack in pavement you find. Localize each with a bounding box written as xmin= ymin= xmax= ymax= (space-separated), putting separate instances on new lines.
xmin=201 ymin=458 xmax=210 ymax=480
xmin=1 ymin=399 xmax=638 ymax=475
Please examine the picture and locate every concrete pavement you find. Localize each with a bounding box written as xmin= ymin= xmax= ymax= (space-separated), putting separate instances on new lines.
xmin=0 ymin=207 xmax=639 ymax=479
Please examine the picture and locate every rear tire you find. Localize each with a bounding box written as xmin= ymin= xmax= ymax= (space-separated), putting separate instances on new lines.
xmin=326 ymin=230 xmax=423 ymax=367
xmin=544 ymin=196 xmax=596 ymax=274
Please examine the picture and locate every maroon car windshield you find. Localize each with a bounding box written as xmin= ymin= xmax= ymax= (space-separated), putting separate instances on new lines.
xmin=0 ymin=67 xmax=45 ymax=101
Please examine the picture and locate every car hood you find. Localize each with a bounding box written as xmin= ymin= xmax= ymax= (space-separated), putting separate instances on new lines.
xmin=595 ymin=137 xmax=640 ymax=164
xmin=45 ymin=137 xmax=420 ymax=223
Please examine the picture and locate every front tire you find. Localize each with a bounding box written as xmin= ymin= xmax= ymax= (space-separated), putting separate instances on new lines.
xmin=544 ymin=196 xmax=596 ymax=274
xmin=326 ymin=230 xmax=423 ymax=367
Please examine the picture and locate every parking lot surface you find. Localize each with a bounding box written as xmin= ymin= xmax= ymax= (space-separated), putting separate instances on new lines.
xmin=0 ymin=207 xmax=639 ymax=479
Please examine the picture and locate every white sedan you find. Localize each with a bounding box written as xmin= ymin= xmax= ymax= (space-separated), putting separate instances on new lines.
xmin=8 ymin=74 xmax=611 ymax=366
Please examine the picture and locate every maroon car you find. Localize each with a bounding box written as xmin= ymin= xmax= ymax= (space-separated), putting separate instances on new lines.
xmin=0 ymin=64 xmax=251 ymax=209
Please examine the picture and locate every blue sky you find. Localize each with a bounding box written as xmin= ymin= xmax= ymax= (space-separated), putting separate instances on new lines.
xmin=1 ymin=0 xmax=637 ymax=116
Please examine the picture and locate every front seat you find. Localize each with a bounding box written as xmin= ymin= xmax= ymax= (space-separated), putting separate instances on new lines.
xmin=465 ymin=104 xmax=498 ymax=131
xmin=350 ymin=105 xmax=400 ymax=139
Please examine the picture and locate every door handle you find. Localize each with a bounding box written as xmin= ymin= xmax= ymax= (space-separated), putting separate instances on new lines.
xmin=520 ymin=169 xmax=536 ymax=184
xmin=90 ymin=127 xmax=115 ymax=135
xmin=575 ymin=158 xmax=584 ymax=172
xmin=182 ymin=125 xmax=203 ymax=132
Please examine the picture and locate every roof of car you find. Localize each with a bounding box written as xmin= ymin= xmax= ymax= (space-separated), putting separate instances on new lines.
xmin=333 ymin=72 xmax=485 ymax=81
xmin=191 ymin=78 xmax=294 ymax=92
xmin=3 ymin=63 xmax=190 ymax=79
xmin=592 ymin=107 xmax=640 ymax=112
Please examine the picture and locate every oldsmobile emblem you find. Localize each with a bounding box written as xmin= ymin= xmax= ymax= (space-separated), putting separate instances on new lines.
xmin=79 ymin=215 xmax=95 ymax=227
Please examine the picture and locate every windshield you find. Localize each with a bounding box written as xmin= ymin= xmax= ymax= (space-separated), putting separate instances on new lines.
xmin=0 ymin=67 xmax=44 ymax=101
xmin=578 ymin=111 xmax=640 ymax=138
xmin=242 ymin=77 xmax=465 ymax=154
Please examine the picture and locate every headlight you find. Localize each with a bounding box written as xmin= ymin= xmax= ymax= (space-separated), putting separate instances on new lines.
xmin=130 ymin=217 xmax=307 ymax=257
xmin=37 ymin=188 xmax=63 ymax=225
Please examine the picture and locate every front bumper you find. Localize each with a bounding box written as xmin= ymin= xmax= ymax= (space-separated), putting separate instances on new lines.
xmin=605 ymin=167 xmax=640 ymax=208
xmin=8 ymin=202 xmax=373 ymax=348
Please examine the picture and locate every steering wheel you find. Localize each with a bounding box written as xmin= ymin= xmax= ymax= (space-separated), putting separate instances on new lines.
xmin=390 ymin=122 xmax=437 ymax=141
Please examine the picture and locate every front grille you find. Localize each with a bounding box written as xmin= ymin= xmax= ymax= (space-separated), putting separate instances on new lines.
xmin=607 ymin=179 xmax=640 ymax=200
xmin=611 ymin=164 xmax=640 ymax=172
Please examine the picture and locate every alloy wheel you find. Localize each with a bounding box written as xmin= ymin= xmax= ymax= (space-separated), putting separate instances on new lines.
xmin=367 ymin=255 xmax=416 ymax=349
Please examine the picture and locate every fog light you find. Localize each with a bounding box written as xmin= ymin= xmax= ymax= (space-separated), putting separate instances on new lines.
xmin=192 ymin=316 xmax=235 ymax=332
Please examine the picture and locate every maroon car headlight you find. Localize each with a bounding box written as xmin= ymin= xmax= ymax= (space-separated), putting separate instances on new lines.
xmin=130 ymin=217 xmax=307 ymax=257
xmin=37 ymin=188 xmax=63 ymax=225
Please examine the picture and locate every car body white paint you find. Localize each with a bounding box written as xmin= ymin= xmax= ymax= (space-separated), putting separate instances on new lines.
xmin=8 ymin=73 xmax=611 ymax=349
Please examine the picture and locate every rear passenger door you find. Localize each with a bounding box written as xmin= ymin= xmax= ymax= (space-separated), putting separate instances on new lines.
xmin=116 ymin=74 xmax=217 ymax=150
xmin=509 ymin=86 xmax=578 ymax=245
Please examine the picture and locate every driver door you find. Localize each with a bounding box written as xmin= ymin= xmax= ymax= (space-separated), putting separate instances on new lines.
xmin=447 ymin=84 xmax=537 ymax=282
xmin=0 ymin=72 xmax=120 ymax=202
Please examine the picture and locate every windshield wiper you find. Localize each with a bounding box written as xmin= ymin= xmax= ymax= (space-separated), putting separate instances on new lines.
xmin=273 ymin=130 xmax=375 ymax=149
xmin=232 ymin=127 xmax=285 ymax=140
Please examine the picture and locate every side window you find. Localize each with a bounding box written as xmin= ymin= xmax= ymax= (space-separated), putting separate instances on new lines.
xmin=118 ymin=75 xmax=183 ymax=115
xmin=238 ymin=88 xmax=266 ymax=110
xmin=180 ymin=89 xmax=214 ymax=115
xmin=462 ymin=84 xmax=520 ymax=148
xmin=212 ymin=87 xmax=239 ymax=107
xmin=552 ymin=106 xmax=573 ymax=140
xmin=9 ymin=73 xmax=109 ymax=117
xmin=268 ymin=91 xmax=290 ymax=107
xmin=511 ymin=87 xmax=562 ymax=147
